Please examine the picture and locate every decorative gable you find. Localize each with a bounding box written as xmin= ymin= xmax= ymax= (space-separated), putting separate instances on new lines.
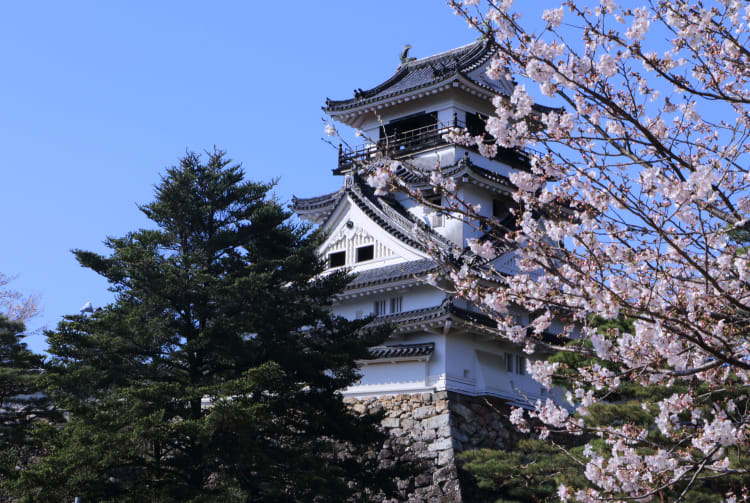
xmin=323 ymin=224 xmax=395 ymax=267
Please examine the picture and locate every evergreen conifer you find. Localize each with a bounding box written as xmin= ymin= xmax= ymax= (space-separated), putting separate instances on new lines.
xmin=17 ymin=150 xmax=393 ymax=502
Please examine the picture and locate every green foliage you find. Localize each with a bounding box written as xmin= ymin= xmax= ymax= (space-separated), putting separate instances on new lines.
xmin=460 ymin=439 xmax=588 ymax=502
xmin=0 ymin=316 xmax=60 ymax=497
xmin=14 ymin=150 xmax=394 ymax=502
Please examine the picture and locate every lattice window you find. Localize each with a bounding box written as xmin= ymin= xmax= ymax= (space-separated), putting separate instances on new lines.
xmin=390 ymin=296 xmax=403 ymax=314
xmin=373 ymin=300 xmax=387 ymax=316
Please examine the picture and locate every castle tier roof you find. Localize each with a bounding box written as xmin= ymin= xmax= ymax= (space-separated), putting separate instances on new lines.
xmin=323 ymin=38 xmax=514 ymax=116
xmin=291 ymin=156 xmax=519 ymax=226
xmin=366 ymin=298 xmax=564 ymax=350
xmin=366 ymin=298 xmax=500 ymax=331
xmin=292 ymin=173 xmax=457 ymax=253
xmin=392 ymin=154 xmax=518 ymax=195
xmin=344 ymin=259 xmax=437 ymax=290
xmin=367 ymin=342 xmax=435 ymax=360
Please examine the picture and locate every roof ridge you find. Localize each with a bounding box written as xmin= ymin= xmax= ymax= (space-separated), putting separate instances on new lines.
xmin=324 ymin=39 xmax=508 ymax=115
xmin=349 ymin=177 xmax=456 ymax=253
xmin=399 ymin=39 xmax=486 ymax=69
xmin=292 ymin=186 xmax=344 ymax=204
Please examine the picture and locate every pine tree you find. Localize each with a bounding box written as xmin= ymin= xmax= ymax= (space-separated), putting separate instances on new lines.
xmin=15 ymin=150 xmax=393 ymax=502
xmin=0 ymin=315 xmax=60 ymax=498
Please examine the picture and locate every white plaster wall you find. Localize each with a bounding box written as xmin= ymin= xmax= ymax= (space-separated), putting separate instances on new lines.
xmin=442 ymin=209 xmax=464 ymax=246
xmin=343 ymin=325 xmax=563 ymax=405
xmin=357 ymin=360 xmax=427 ymax=388
xmin=437 ymin=183 xmax=492 ymax=246
xmin=344 ymin=332 xmax=448 ymax=397
xmin=408 ymin=145 xmax=458 ymax=172
xmin=459 ymin=183 xmax=493 ymax=243
xmin=452 ymin=92 xmax=498 ymax=120
xmin=446 ymin=331 xmax=554 ymax=404
xmin=444 ymin=332 xmax=479 ymax=394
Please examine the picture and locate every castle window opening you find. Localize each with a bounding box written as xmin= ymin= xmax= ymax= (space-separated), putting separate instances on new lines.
xmin=328 ymin=251 xmax=346 ymax=268
xmin=356 ymin=245 xmax=374 ymax=262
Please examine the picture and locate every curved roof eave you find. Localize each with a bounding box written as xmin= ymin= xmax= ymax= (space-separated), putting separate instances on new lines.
xmin=323 ymin=39 xmax=514 ymax=123
xmin=325 ymin=77 xmax=506 ymax=129
xmin=291 ymin=187 xmax=346 ymax=224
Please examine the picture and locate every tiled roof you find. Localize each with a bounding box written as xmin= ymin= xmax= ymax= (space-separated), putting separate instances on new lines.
xmin=292 ymin=174 xmax=454 ymax=254
xmin=367 ymin=300 xmax=566 ymax=349
xmin=346 ymin=259 xmax=437 ymax=290
xmin=290 ymin=188 xmax=346 ymax=224
xmin=367 ymin=342 xmax=435 ymax=360
xmin=291 ymin=188 xmax=344 ymax=212
xmin=366 ymin=299 xmax=498 ymax=330
xmin=447 ymin=303 xmax=498 ymax=328
xmin=369 ymin=303 xmax=448 ymax=328
xmin=293 ymin=166 xmax=519 ymax=261
xmin=394 ymin=155 xmax=517 ymax=191
xmin=460 ymin=161 xmax=517 ymax=188
xmin=324 ymin=39 xmax=514 ymax=113
xmin=347 ymin=177 xmax=456 ymax=254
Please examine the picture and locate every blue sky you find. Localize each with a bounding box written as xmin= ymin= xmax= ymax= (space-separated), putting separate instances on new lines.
xmin=0 ymin=1 xmax=554 ymax=353
xmin=0 ymin=1 xmax=476 ymax=352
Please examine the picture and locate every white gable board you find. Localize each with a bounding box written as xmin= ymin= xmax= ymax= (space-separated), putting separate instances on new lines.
xmin=319 ymin=194 xmax=428 ymax=271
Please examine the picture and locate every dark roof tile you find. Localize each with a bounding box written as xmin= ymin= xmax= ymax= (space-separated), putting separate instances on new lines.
xmin=346 ymin=259 xmax=437 ymax=290
xmin=291 ymin=188 xmax=344 ymax=211
xmin=325 ymin=39 xmax=513 ymax=112
xmin=367 ymin=342 xmax=435 ymax=360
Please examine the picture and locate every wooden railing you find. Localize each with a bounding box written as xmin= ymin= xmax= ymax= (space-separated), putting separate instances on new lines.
xmin=336 ymin=120 xmax=530 ymax=173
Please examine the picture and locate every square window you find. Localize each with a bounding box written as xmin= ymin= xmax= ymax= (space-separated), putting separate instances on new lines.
xmin=356 ymin=245 xmax=374 ymax=262
xmin=328 ymin=251 xmax=345 ymax=268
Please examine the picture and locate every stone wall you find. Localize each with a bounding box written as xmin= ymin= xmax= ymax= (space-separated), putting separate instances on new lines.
xmin=344 ymin=391 xmax=516 ymax=502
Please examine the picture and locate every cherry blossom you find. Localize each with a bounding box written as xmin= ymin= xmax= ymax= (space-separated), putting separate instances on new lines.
xmin=542 ymin=7 xmax=565 ymax=28
xmin=357 ymin=0 xmax=750 ymax=498
xmin=467 ymin=238 xmax=497 ymax=260
xmin=432 ymin=0 xmax=750 ymax=499
xmin=366 ymin=164 xmax=394 ymax=196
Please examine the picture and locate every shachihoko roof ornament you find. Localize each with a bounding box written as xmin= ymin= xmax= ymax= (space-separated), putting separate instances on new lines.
xmin=323 ymin=38 xmax=514 ymax=117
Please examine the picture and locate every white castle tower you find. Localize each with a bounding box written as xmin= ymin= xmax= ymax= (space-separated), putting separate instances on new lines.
xmin=293 ymin=39 xmax=562 ymax=501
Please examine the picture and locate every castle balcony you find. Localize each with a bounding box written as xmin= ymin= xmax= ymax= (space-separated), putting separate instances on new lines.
xmin=335 ymin=119 xmax=530 ymax=175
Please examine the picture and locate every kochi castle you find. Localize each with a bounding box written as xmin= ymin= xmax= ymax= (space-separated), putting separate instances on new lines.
xmin=293 ymin=38 xmax=564 ymax=409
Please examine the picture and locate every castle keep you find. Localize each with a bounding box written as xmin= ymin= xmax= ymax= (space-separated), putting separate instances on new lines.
xmin=293 ymin=39 xmax=563 ymax=501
